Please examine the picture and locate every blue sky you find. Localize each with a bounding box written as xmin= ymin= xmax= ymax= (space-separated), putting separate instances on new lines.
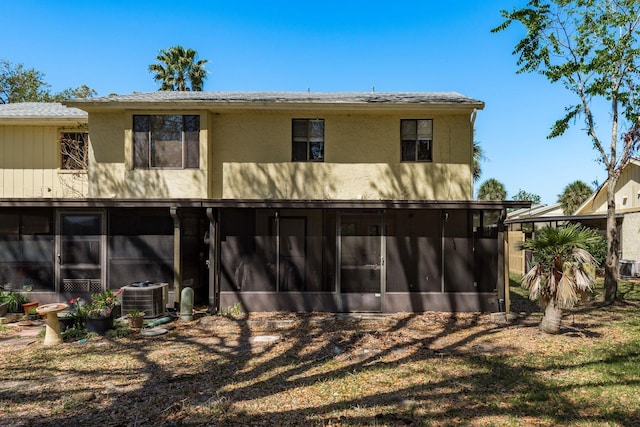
xmin=3 ymin=0 xmax=607 ymax=204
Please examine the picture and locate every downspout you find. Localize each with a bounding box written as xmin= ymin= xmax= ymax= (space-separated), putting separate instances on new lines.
xmin=206 ymin=207 xmax=220 ymax=313
xmin=470 ymin=109 xmax=477 ymax=198
xmin=170 ymin=207 xmax=181 ymax=308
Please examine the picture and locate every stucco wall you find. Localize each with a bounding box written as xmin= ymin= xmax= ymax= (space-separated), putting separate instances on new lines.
xmin=88 ymin=111 xmax=209 ymax=198
xmin=0 ymin=124 xmax=87 ymax=198
xmin=210 ymin=110 xmax=473 ymax=200
xmin=221 ymin=162 xmax=471 ymax=200
xmin=622 ymin=211 xmax=640 ymax=261
xmin=84 ymin=107 xmax=473 ymax=200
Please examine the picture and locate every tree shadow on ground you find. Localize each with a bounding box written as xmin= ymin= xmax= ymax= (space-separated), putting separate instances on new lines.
xmin=1 ymin=305 xmax=639 ymax=426
xmin=508 ymin=276 xmax=540 ymax=317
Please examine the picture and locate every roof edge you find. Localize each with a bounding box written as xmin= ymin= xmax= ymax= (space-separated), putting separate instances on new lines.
xmin=64 ymin=91 xmax=485 ymax=112
xmin=0 ymin=198 xmax=526 ymax=209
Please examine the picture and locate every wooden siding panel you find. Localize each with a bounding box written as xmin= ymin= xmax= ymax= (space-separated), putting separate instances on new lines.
xmin=508 ymin=230 xmax=525 ymax=276
xmin=32 ymin=126 xmax=44 ymax=197
xmin=0 ymin=126 xmax=4 ymax=197
xmin=3 ymin=126 xmax=15 ymax=197
xmin=23 ymin=126 xmax=36 ymax=197
xmin=16 ymin=126 xmax=25 ymax=197
xmin=43 ymin=126 xmax=56 ymax=197
xmin=0 ymin=124 xmax=87 ymax=198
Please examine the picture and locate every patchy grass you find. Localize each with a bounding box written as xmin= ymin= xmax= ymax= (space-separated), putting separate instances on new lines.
xmin=607 ymin=279 xmax=640 ymax=301
xmin=510 ymin=274 xmax=640 ymax=305
xmin=1 ymin=293 xmax=639 ymax=426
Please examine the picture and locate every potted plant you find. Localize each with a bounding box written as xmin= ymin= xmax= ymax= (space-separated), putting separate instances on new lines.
xmin=59 ymin=297 xmax=87 ymax=331
xmin=0 ymin=286 xmax=28 ymax=313
xmin=85 ymin=289 xmax=120 ymax=334
xmin=22 ymin=301 xmax=40 ymax=317
xmin=126 ymin=310 xmax=145 ymax=328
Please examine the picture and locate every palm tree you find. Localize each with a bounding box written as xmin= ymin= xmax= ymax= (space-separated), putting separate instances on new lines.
xmin=476 ymin=178 xmax=506 ymax=200
xmin=557 ymin=180 xmax=593 ymax=215
xmin=473 ymin=140 xmax=486 ymax=182
xmin=149 ymin=46 xmax=208 ymax=91
xmin=520 ymin=224 xmax=599 ymax=334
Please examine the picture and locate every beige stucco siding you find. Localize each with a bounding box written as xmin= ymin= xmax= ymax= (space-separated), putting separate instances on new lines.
xmin=87 ymin=111 xmax=209 ymax=198
xmin=83 ymin=107 xmax=473 ymax=200
xmin=0 ymin=124 xmax=87 ymax=198
xmin=221 ymin=162 xmax=471 ymax=199
xmin=621 ymin=211 xmax=640 ymax=261
xmin=210 ymin=110 xmax=473 ymax=200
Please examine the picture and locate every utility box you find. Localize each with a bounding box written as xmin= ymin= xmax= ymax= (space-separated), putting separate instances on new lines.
xmin=121 ymin=283 xmax=169 ymax=318
xmin=619 ymin=260 xmax=640 ymax=278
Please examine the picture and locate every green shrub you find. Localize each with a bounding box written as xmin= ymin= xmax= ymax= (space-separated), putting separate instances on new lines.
xmin=586 ymin=233 xmax=607 ymax=269
xmin=0 ymin=287 xmax=28 ymax=313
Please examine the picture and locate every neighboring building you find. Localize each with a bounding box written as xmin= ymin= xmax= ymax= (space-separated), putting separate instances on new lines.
xmin=0 ymin=102 xmax=89 ymax=198
xmin=506 ymin=160 xmax=640 ymax=276
xmin=575 ymin=158 xmax=640 ymax=272
xmin=0 ymin=92 xmax=527 ymax=313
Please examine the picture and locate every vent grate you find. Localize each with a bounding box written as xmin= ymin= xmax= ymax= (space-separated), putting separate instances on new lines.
xmin=62 ymin=279 xmax=102 ymax=293
xmin=121 ymin=283 xmax=169 ymax=318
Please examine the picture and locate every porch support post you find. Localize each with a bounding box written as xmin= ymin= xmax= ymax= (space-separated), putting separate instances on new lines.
xmin=498 ymin=209 xmax=508 ymax=313
xmin=206 ymin=207 xmax=219 ymax=313
xmin=441 ymin=211 xmax=447 ymax=293
xmin=170 ymin=207 xmax=181 ymax=307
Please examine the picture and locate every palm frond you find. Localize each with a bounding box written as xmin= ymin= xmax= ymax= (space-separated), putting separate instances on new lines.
xmin=571 ymin=247 xmax=596 ymax=265
xmin=548 ymin=269 xmax=558 ymax=295
xmin=573 ymin=267 xmax=595 ymax=292
xmin=556 ymin=274 xmax=578 ymax=308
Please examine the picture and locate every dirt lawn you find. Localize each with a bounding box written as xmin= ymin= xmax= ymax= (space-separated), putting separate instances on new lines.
xmin=0 ymin=298 xmax=639 ymax=426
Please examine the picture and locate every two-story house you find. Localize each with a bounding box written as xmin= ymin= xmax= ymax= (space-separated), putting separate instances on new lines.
xmin=0 ymin=92 xmax=528 ymax=313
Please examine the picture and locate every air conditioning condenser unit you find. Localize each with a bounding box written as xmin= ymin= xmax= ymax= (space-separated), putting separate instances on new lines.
xmin=120 ymin=282 xmax=169 ymax=318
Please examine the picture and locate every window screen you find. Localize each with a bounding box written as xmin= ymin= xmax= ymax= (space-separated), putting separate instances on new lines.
xmin=133 ymin=115 xmax=200 ymax=169
xmin=401 ymin=119 xmax=433 ymax=162
xmin=292 ymin=119 xmax=324 ymax=162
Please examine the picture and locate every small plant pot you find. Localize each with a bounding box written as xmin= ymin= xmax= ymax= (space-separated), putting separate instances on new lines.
xmin=0 ymin=301 xmax=8 ymax=317
xmin=57 ymin=314 xmax=75 ymax=332
xmin=127 ymin=315 xmax=145 ymax=329
xmin=111 ymin=305 xmax=121 ymax=319
xmin=86 ymin=316 xmax=113 ymax=335
xmin=22 ymin=302 xmax=39 ymax=316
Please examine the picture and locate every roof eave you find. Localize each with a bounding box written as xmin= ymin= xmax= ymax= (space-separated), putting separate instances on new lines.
xmin=0 ymin=117 xmax=87 ymax=125
xmin=505 ymin=212 xmax=624 ymax=224
xmin=65 ymin=100 xmax=485 ymax=113
xmin=0 ymin=198 xmax=525 ymax=209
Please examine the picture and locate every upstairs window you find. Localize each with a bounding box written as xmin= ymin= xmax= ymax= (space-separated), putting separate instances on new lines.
xmin=401 ymin=119 xmax=432 ymax=162
xmin=292 ymin=119 xmax=324 ymax=162
xmin=60 ymin=132 xmax=88 ymax=170
xmin=133 ymin=115 xmax=200 ymax=169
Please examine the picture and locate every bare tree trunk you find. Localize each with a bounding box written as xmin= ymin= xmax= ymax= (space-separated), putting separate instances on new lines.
xmin=540 ymin=299 xmax=562 ymax=334
xmin=604 ymin=180 xmax=619 ymax=304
